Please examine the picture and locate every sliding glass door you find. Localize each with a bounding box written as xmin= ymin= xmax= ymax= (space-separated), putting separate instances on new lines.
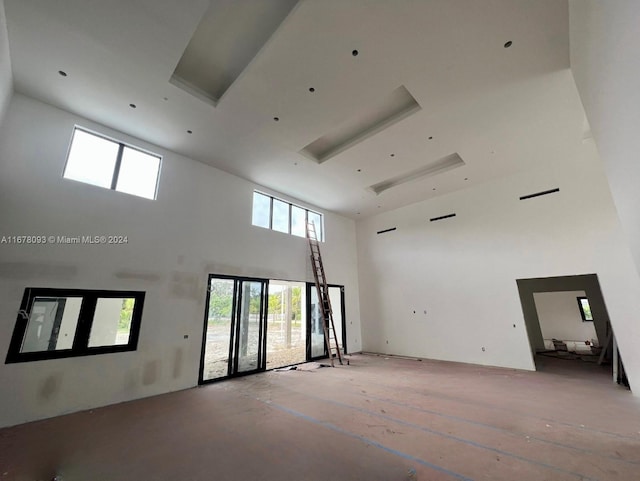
xmin=234 ymin=280 xmax=265 ymax=374
xmin=200 ymin=276 xmax=267 ymax=383
xmin=200 ymin=276 xmax=347 ymax=382
xmin=201 ymin=278 xmax=235 ymax=381
xmin=307 ymin=284 xmax=346 ymax=360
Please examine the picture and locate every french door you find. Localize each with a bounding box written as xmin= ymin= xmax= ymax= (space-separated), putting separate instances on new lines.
xmin=199 ymin=275 xmax=267 ymax=383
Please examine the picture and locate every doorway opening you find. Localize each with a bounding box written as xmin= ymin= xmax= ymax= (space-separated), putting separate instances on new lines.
xmin=266 ymin=280 xmax=307 ymax=370
xmin=516 ymin=274 xmax=628 ymax=388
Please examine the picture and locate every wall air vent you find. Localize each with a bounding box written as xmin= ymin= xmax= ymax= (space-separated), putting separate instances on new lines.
xmin=370 ymin=153 xmax=465 ymax=195
xmin=376 ymin=227 xmax=397 ymax=235
xmin=300 ymin=85 xmax=421 ymax=163
xmin=519 ymin=188 xmax=560 ymax=201
xmin=171 ymin=0 xmax=299 ymax=106
xmin=430 ymin=213 xmax=456 ymax=222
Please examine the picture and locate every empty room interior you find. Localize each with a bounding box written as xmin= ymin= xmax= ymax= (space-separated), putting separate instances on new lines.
xmin=1 ymin=1 xmax=640 ymax=480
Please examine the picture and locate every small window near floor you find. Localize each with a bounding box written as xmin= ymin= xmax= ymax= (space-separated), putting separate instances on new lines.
xmin=5 ymin=288 xmax=145 ymax=363
xmin=20 ymin=296 xmax=82 ymax=353
xmin=577 ymin=296 xmax=593 ymax=321
xmin=63 ymin=127 xmax=161 ymax=200
xmin=88 ymin=297 xmax=137 ymax=347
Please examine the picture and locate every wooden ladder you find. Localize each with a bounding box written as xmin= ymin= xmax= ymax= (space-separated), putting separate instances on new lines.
xmin=307 ymin=221 xmax=343 ymax=366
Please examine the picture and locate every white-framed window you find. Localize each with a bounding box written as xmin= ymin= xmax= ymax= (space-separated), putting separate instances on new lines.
xmin=252 ymin=191 xmax=324 ymax=241
xmin=63 ymin=127 xmax=161 ymax=200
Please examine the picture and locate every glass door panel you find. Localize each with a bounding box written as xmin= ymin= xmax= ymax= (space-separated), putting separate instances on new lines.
xmin=234 ymin=281 xmax=265 ymax=373
xmin=308 ymin=287 xmax=326 ymax=359
xmin=202 ymin=278 xmax=235 ymax=381
xmin=307 ymin=284 xmax=346 ymax=360
xmin=266 ymin=281 xmax=306 ymax=369
xmin=328 ymin=286 xmax=345 ymax=354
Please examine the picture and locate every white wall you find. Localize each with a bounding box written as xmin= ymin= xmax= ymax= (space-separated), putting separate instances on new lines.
xmin=533 ymin=290 xmax=597 ymax=350
xmin=0 ymin=93 xmax=361 ymax=428
xmin=570 ymin=1 xmax=640 ymax=278
xmin=355 ymin=106 xmax=640 ymax=393
xmin=0 ymin=0 xmax=12 ymax=125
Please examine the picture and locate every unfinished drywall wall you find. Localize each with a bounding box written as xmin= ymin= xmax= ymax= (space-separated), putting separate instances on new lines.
xmin=570 ymin=1 xmax=640 ymax=278
xmin=533 ymin=291 xmax=597 ymax=348
xmin=0 ymin=93 xmax=361 ymax=428
xmin=356 ymin=84 xmax=640 ymax=393
xmin=0 ymin=0 xmax=12 ymax=125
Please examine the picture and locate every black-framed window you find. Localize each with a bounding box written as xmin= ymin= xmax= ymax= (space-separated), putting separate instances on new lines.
xmin=251 ymin=191 xmax=324 ymax=241
xmin=63 ymin=127 xmax=162 ymax=200
xmin=577 ymin=296 xmax=593 ymax=321
xmin=5 ymin=288 xmax=145 ymax=363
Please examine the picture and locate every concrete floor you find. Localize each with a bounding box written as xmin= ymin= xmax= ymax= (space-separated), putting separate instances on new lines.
xmin=1 ymin=353 xmax=639 ymax=480
xmin=203 ymin=322 xmax=306 ymax=380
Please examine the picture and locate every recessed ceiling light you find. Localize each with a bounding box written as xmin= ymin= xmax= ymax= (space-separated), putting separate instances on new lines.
xmin=187 ymin=130 xmax=193 ymax=134
xmin=504 ymin=41 xmax=513 ymax=48
xmin=273 ymin=117 xmax=280 ymax=121
xmin=309 ymin=87 xmax=315 ymax=92
xmin=58 ymin=70 xmax=67 ymax=77
xmin=352 ymin=49 xmax=359 ymax=56
xmin=129 ymin=103 xmax=137 ymax=109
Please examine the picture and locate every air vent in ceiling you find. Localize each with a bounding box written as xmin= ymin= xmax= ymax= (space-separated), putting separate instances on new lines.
xmin=369 ymin=153 xmax=465 ymax=195
xmin=171 ymin=0 xmax=299 ymax=106
xmin=430 ymin=213 xmax=456 ymax=222
xmin=519 ymin=188 xmax=560 ymax=201
xmin=300 ymin=85 xmax=421 ymax=163
xmin=376 ymin=227 xmax=397 ymax=235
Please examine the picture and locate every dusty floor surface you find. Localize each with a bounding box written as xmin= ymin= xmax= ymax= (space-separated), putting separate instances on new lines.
xmin=203 ymin=322 xmax=306 ymax=380
xmin=1 ymin=353 xmax=639 ymax=480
